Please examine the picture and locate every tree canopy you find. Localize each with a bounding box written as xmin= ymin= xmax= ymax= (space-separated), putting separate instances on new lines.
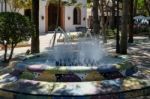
xmin=8 ymin=0 xmax=32 ymax=12
xmin=0 ymin=12 xmax=33 ymax=62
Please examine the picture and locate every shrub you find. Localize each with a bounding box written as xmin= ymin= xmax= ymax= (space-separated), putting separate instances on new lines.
xmin=0 ymin=12 xmax=34 ymax=62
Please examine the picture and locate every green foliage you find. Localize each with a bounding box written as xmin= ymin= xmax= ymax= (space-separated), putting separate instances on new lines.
xmin=87 ymin=0 xmax=92 ymax=8
xmin=0 ymin=12 xmax=34 ymax=62
xmin=87 ymin=0 xmax=91 ymax=3
xmin=106 ymin=28 xmax=116 ymax=39
xmin=137 ymin=0 xmax=145 ymax=10
xmin=8 ymin=0 xmax=32 ymax=11
xmin=48 ymin=0 xmax=77 ymax=6
xmin=136 ymin=0 xmax=149 ymax=15
xmin=0 ymin=12 xmax=33 ymax=45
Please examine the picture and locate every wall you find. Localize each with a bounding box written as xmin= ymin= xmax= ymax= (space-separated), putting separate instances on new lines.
xmin=0 ymin=0 xmax=87 ymax=33
xmin=39 ymin=0 xmax=47 ymax=33
xmin=64 ymin=0 xmax=87 ymax=32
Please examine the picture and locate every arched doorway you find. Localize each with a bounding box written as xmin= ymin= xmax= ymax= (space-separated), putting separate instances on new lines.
xmin=73 ymin=7 xmax=81 ymax=25
xmin=45 ymin=2 xmax=64 ymax=32
xmin=48 ymin=3 xmax=59 ymax=31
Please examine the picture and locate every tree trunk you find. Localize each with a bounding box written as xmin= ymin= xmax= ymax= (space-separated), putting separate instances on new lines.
xmin=120 ymin=0 xmax=129 ymax=54
xmin=128 ymin=0 xmax=134 ymax=43
xmin=133 ymin=0 xmax=138 ymax=16
xmin=8 ymin=42 xmax=16 ymax=61
xmin=1 ymin=0 xmax=4 ymax=12
xmin=4 ymin=0 xmax=7 ymax=12
xmin=31 ymin=0 xmax=40 ymax=54
xmin=93 ymin=0 xmax=100 ymax=35
xmin=99 ymin=0 xmax=107 ymax=43
xmin=144 ymin=0 xmax=150 ymax=15
xmin=116 ymin=0 xmax=120 ymax=53
xmin=4 ymin=44 xmax=8 ymax=62
xmin=110 ymin=0 xmax=116 ymax=29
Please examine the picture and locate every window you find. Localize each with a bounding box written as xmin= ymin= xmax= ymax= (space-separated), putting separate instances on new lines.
xmin=73 ymin=7 xmax=81 ymax=25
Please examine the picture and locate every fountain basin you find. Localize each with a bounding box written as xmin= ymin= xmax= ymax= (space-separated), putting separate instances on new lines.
xmin=0 ymin=51 xmax=137 ymax=82
xmin=2 ymin=54 xmax=136 ymax=82
xmin=0 ymin=77 xmax=150 ymax=99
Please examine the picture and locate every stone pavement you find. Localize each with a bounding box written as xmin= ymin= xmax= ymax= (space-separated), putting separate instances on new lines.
xmin=0 ymin=34 xmax=149 ymax=69
xmin=0 ymin=35 xmax=149 ymax=99
xmin=106 ymin=37 xmax=150 ymax=66
xmin=0 ymin=33 xmax=62 ymax=58
xmin=0 ymin=32 xmax=80 ymax=60
xmin=0 ymin=34 xmax=149 ymax=63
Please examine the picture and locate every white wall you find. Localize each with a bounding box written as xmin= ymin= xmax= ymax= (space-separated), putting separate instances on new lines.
xmin=0 ymin=2 xmax=5 ymax=12
xmin=39 ymin=0 xmax=47 ymax=33
xmin=0 ymin=0 xmax=87 ymax=33
xmin=64 ymin=6 xmax=74 ymax=31
xmin=64 ymin=0 xmax=87 ymax=32
xmin=39 ymin=0 xmax=87 ymax=32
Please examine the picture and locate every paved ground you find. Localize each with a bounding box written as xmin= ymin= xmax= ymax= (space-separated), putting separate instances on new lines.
xmin=0 ymin=32 xmax=67 ymax=60
xmin=0 ymin=33 xmax=149 ymax=65
xmin=0 ymin=33 xmax=149 ymax=99
xmin=107 ymin=37 xmax=150 ymax=99
xmin=0 ymin=32 xmax=79 ymax=58
xmin=106 ymin=37 xmax=150 ymax=67
xmin=0 ymin=33 xmax=52 ymax=56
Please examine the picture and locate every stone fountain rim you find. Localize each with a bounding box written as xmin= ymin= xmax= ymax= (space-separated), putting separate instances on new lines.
xmin=14 ymin=53 xmax=135 ymax=76
xmin=0 ymin=77 xmax=149 ymax=97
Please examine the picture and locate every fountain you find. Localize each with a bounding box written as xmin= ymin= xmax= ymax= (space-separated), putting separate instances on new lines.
xmin=2 ymin=28 xmax=136 ymax=82
xmin=0 ymin=28 xmax=149 ymax=99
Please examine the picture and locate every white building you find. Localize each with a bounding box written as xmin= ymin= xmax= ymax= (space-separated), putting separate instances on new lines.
xmin=0 ymin=0 xmax=87 ymax=33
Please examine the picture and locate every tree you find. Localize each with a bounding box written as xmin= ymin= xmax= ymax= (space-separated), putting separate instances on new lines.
xmin=0 ymin=12 xmax=33 ymax=62
xmin=87 ymin=0 xmax=92 ymax=8
xmin=128 ymin=0 xmax=134 ymax=43
xmin=0 ymin=0 xmax=4 ymax=12
xmin=99 ymin=0 xmax=111 ymax=43
xmin=144 ymin=0 xmax=150 ymax=15
xmin=31 ymin=0 xmax=40 ymax=54
xmin=133 ymin=0 xmax=138 ymax=15
xmin=31 ymin=0 xmax=77 ymax=51
xmin=116 ymin=0 xmax=120 ymax=53
xmin=4 ymin=0 xmax=7 ymax=11
xmin=7 ymin=0 xmax=32 ymax=12
xmin=136 ymin=0 xmax=147 ymax=15
xmin=110 ymin=0 xmax=116 ymax=29
xmin=93 ymin=0 xmax=100 ymax=35
xmin=120 ymin=0 xmax=129 ymax=54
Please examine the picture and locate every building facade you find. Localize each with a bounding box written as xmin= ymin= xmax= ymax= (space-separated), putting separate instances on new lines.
xmin=0 ymin=0 xmax=87 ymax=33
xmin=39 ymin=0 xmax=87 ymax=33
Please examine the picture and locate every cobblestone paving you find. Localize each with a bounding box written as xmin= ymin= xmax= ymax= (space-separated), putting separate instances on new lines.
xmin=128 ymin=40 xmax=150 ymax=99
xmin=107 ymin=37 xmax=150 ymax=99
xmin=0 ymin=36 xmax=149 ymax=99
